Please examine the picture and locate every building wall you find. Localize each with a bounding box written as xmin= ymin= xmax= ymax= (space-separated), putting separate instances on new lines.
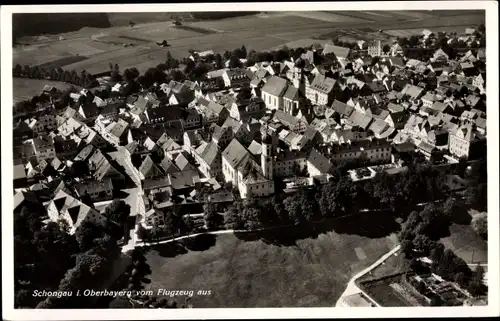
xmin=274 ymin=158 xmax=307 ymax=177
xmin=222 ymin=157 xmax=238 ymax=186
xmin=262 ymin=92 xmax=282 ymax=110
xmin=449 ymin=135 xmax=470 ymax=158
xmin=241 ymin=180 xmax=274 ymax=199
xmin=34 ymin=146 xmax=56 ymax=160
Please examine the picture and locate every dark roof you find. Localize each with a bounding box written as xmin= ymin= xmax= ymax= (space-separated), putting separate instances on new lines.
xmin=80 ymin=102 xmax=99 ymax=118
xmin=222 ymin=138 xmax=250 ymax=169
xmin=283 ymin=85 xmax=299 ymax=100
xmin=331 ymin=100 xmax=354 ymax=117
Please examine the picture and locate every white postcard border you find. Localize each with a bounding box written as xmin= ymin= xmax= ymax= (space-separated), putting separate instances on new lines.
xmin=2 ymin=1 xmax=499 ymax=319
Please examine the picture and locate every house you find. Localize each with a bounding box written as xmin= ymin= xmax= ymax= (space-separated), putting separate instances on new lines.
xmin=282 ymin=85 xmax=305 ymax=116
xmin=196 ymin=98 xmax=229 ymax=126
xmin=389 ymin=56 xmax=406 ymax=69
xmin=367 ymin=40 xmax=382 ymax=57
xmin=261 ymin=76 xmax=289 ymax=110
xmin=212 ymin=124 xmax=234 ymax=149
xmin=138 ymin=156 xmax=163 ymax=180
xmin=95 ymin=117 xmax=130 ymax=147
xmin=32 ymin=135 xmax=56 ymax=160
xmin=433 ymin=48 xmax=449 ymax=61
xmin=222 ymin=68 xmax=252 ymax=88
xmin=417 ymin=140 xmax=442 ymax=161
xmin=193 ymin=141 xmax=222 ymax=179
xmin=273 ymin=109 xmax=308 ymax=133
xmin=307 ymin=149 xmax=332 ymax=176
xmin=32 ymin=113 xmax=58 ymax=133
xmin=88 ymin=148 xmax=127 ymax=185
xmin=472 ymin=73 xmax=486 ymax=89
xmin=74 ymin=178 xmax=114 ymax=202
xmin=327 ymin=138 xmax=392 ymax=165
xmin=449 ymin=124 xmax=486 ymax=159
xmin=306 ymin=74 xmax=338 ymax=106
xmin=78 ymin=102 xmax=100 ymax=121
xmin=228 ymin=97 xmax=266 ymax=121
xmin=14 ymin=164 xmax=28 ymax=188
xmin=344 ymin=110 xmax=373 ymax=131
xmin=421 ymin=92 xmax=443 ymax=108
xmin=323 ymin=44 xmax=351 ymax=64
xmin=144 ymin=105 xmax=200 ymax=129
xmin=46 ymin=189 xmax=106 ymax=234
xmin=401 ymin=84 xmax=425 ymax=101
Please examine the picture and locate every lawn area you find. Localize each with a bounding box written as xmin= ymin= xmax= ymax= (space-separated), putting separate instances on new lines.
xmin=13 ymin=78 xmax=76 ymax=103
xmin=440 ymin=223 xmax=488 ymax=264
xmin=143 ymin=218 xmax=398 ymax=308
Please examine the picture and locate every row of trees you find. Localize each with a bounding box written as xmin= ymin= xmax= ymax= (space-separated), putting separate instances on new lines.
xmin=224 ymin=160 xmax=449 ymax=231
xmin=13 ymin=64 xmax=99 ymax=89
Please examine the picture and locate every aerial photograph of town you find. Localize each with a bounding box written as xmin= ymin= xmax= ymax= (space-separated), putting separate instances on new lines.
xmin=9 ymin=7 xmax=490 ymax=311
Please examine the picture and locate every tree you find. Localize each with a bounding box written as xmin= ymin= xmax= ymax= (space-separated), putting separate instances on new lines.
xmin=471 ymin=212 xmax=487 ymax=240
xmin=75 ymin=221 xmax=104 ymax=251
xmin=223 ymin=50 xmax=231 ymax=60
xmin=467 ymin=265 xmax=486 ymax=297
xmin=204 ymin=203 xmax=222 ymax=231
xmin=228 ymin=55 xmax=242 ymax=68
xmin=163 ymin=210 xmax=181 ymax=237
xmin=105 ymin=200 xmax=131 ymax=228
xmin=13 ymin=64 xmax=22 ymax=77
xmin=214 ymin=53 xmax=223 ymax=69
xmin=240 ymin=45 xmax=248 ymax=58
xmin=401 ymin=239 xmax=414 ymax=258
xmin=477 ymin=23 xmax=485 ymax=34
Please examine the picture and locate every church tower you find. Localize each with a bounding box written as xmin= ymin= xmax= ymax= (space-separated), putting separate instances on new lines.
xmin=261 ymin=132 xmax=273 ymax=180
xmin=292 ymin=68 xmax=306 ymax=96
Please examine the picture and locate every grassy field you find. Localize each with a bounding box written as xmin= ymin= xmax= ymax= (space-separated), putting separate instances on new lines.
xmin=12 ymin=11 xmax=484 ymax=77
xmin=13 ymin=78 xmax=75 ymax=103
xmin=440 ymin=223 xmax=488 ymax=264
xmin=143 ymin=218 xmax=398 ymax=308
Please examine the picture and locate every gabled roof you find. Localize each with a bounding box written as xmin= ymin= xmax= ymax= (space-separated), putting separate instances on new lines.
xmin=283 ymin=85 xmax=300 ymax=100
xmin=310 ymin=74 xmax=336 ymax=94
xmin=175 ymin=152 xmax=196 ymax=171
xmin=138 ymin=155 xmax=162 ymax=178
xmin=222 ymin=138 xmax=251 ymax=170
xmin=346 ymin=110 xmax=373 ymax=130
xmin=323 ymin=44 xmax=350 ymax=59
xmin=159 ymin=156 xmax=180 ymax=174
xmin=307 ymin=149 xmax=332 ymax=174
xmin=247 ymin=140 xmax=262 ymax=155
xmin=274 ymin=109 xmax=300 ymax=128
xmin=401 ymin=84 xmax=424 ymax=99
xmin=261 ymin=76 xmax=288 ymax=97
xmin=331 ymin=100 xmax=354 ymax=117
xmin=199 ymin=141 xmax=219 ymax=166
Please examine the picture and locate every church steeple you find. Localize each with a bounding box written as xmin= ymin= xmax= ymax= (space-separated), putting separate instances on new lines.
xmin=261 ymin=131 xmax=273 ymax=179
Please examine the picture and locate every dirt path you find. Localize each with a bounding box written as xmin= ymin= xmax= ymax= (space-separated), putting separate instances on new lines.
xmin=335 ymin=245 xmax=401 ymax=307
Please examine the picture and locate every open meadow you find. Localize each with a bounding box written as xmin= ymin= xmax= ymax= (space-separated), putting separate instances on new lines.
xmin=13 ymin=78 xmax=75 ymax=103
xmin=142 ymin=213 xmax=400 ymax=308
xmin=12 ymin=11 xmax=485 ymax=77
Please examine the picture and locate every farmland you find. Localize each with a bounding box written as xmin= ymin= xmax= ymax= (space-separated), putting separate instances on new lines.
xmin=143 ymin=217 xmax=398 ymax=308
xmin=13 ymin=78 xmax=75 ymax=103
xmin=12 ymin=11 xmax=485 ymax=76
